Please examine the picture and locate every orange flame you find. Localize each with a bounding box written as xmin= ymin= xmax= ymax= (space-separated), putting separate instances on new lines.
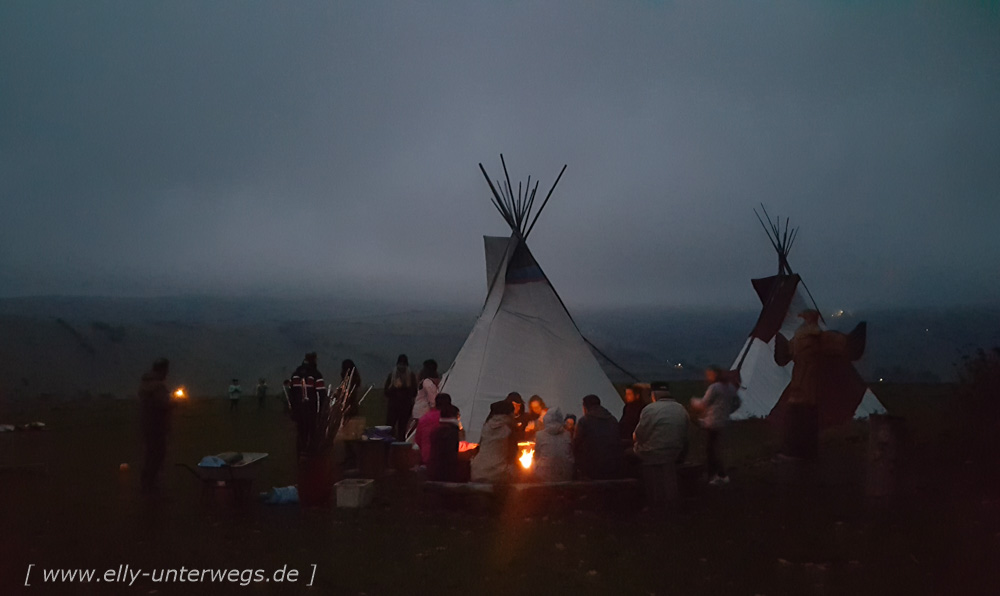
xmin=173 ymin=387 xmax=187 ymax=400
xmin=518 ymin=441 xmax=535 ymax=469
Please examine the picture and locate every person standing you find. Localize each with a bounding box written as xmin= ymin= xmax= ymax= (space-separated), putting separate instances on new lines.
xmin=384 ymin=354 xmax=417 ymax=441
xmin=690 ymin=368 xmax=739 ymax=485
xmin=288 ymin=353 xmax=326 ymax=458
xmin=633 ymin=382 xmax=689 ymax=507
xmin=619 ymin=385 xmax=646 ymax=446
xmin=410 ymin=359 xmax=441 ymax=424
xmin=139 ymin=358 xmax=172 ymax=493
xmin=287 ymin=352 xmax=331 ymax=505
xmin=778 ymin=310 xmax=823 ymax=460
xmin=228 ymin=379 xmax=242 ymax=411
xmin=255 ymin=378 xmax=268 ymax=409
xmin=414 ymin=393 xmax=451 ymax=466
xmin=572 ymin=394 xmax=623 ymax=480
xmin=773 ymin=309 xmax=866 ymax=459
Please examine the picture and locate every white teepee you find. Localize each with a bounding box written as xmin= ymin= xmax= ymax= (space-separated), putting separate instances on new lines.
xmin=730 ymin=209 xmax=885 ymax=421
xmin=441 ymin=158 xmax=621 ymax=442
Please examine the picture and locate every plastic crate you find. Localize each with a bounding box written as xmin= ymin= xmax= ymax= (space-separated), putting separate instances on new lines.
xmin=334 ymin=478 xmax=375 ymax=508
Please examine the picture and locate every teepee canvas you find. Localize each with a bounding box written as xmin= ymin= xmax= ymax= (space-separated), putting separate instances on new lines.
xmin=441 ymin=157 xmax=621 ymax=442
xmin=730 ymin=209 xmax=885 ymax=423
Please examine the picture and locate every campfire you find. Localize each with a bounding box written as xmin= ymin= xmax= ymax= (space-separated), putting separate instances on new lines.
xmin=518 ymin=441 xmax=535 ymax=470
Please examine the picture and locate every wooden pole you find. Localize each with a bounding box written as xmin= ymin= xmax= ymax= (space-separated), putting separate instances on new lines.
xmin=479 ymin=163 xmax=514 ymax=225
xmin=524 ymin=181 xmax=539 ymax=228
xmin=524 ymin=164 xmax=567 ymax=239
xmin=501 ymin=154 xmax=517 ymax=230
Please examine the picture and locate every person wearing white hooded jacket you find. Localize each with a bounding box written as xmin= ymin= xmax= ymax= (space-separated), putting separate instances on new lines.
xmin=533 ymin=408 xmax=574 ymax=482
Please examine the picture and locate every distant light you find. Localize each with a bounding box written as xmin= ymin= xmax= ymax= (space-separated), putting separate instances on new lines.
xmin=878 ymin=378 xmax=884 ymax=382
xmin=925 ymin=328 xmax=929 ymax=332
xmin=674 ymin=363 xmax=684 ymax=369
xmin=832 ymin=309 xmax=845 ymax=318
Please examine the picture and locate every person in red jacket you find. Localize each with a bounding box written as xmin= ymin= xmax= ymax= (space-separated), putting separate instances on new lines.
xmin=287 ymin=352 xmax=326 ymax=458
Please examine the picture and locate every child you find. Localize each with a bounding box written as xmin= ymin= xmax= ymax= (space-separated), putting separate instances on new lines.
xmin=563 ymin=414 xmax=577 ymax=439
xmin=228 ymin=379 xmax=242 ymax=411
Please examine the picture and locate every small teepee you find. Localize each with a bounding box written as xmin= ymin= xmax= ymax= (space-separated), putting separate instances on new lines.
xmin=441 ymin=156 xmax=621 ymax=442
xmin=730 ymin=207 xmax=885 ymax=423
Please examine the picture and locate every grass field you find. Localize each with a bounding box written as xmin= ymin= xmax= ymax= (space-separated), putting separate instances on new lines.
xmin=2 ymin=383 xmax=999 ymax=595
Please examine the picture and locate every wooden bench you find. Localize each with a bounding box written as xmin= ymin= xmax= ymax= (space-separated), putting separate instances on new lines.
xmin=422 ymin=478 xmax=640 ymax=494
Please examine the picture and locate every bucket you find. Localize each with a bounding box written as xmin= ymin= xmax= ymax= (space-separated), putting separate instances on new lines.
xmin=298 ymin=452 xmax=333 ymax=507
xmin=357 ymin=440 xmax=390 ymax=479
xmin=390 ymin=442 xmax=418 ymax=471
xmin=335 ymin=478 xmax=375 ymax=508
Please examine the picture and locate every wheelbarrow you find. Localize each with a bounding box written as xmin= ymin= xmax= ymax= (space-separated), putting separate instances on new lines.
xmin=177 ymin=452 xmax=268 ymax=504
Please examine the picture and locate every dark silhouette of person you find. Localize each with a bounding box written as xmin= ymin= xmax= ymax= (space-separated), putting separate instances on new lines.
xmin=383 ymin=354 xmax=417 ymax=441
xmin=139 ymin=358 xmax=172 ymax=493
xmin=504 ymin=392 xmax=528 ymax=442
xmin=773 ymin=309 xmax=868 ymax=459
xmin=619 ymin=385 xmax=646 ymax=444
xmin=573 ymin=394 xmax=623 ymax=480
xmin=288 ymin=353 xmax=326 ymax=458
xmin=255 ymin=378 xmax=268 ymax=408
xmin=427 ymin=403 xmax=462 ymax=482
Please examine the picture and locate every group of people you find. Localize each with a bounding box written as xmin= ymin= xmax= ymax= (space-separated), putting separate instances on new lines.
xmin=382 ymin=354 xmax=444 ymax=441
xmin=138 ymin=305 xmax=861 ymax=507
xmin=222 ymin=378 xmax=271 ymax=410
xmin=283 ymin=354 xmax=364 ymax=459
xmin=462 ymin=368 xmax=741 ymax=506
xmin=137 ymin=349 xmax=738 ymax=509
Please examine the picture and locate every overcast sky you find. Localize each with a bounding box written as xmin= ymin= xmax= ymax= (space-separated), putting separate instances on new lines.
xmin=2 ymin=1 xmax=998 ymax=311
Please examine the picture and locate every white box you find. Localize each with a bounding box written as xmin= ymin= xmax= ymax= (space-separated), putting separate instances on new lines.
xmin=335 ymin=478 xmax=375 ymax=508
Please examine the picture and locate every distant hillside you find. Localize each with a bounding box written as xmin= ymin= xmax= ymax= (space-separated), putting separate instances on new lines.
xmin=576 ymin=305 xmax=1000 ymax=385
xmin=0 ymin=308 xmax=475 ymax=400
xmin=0 ymin=296 xmax=995 ymax=401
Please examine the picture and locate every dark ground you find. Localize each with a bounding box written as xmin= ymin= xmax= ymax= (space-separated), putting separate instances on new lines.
xmin=2 ymin=383 xmax=999 ymax=595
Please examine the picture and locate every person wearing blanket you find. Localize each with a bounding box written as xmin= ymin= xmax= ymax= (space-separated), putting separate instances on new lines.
xmin=471 ymin=401 xmax=517 ymax=483
xmin=533 ymin=407 xmax=574 ymax=482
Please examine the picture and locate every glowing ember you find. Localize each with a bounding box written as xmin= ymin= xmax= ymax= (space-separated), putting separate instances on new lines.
xmin=173 ymin=387 xmax=187 ymax=400
xmin=458 ymin=441 xmax=478 ymax=453
xmin=517 ymin=441 xmax=535 ymax=469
